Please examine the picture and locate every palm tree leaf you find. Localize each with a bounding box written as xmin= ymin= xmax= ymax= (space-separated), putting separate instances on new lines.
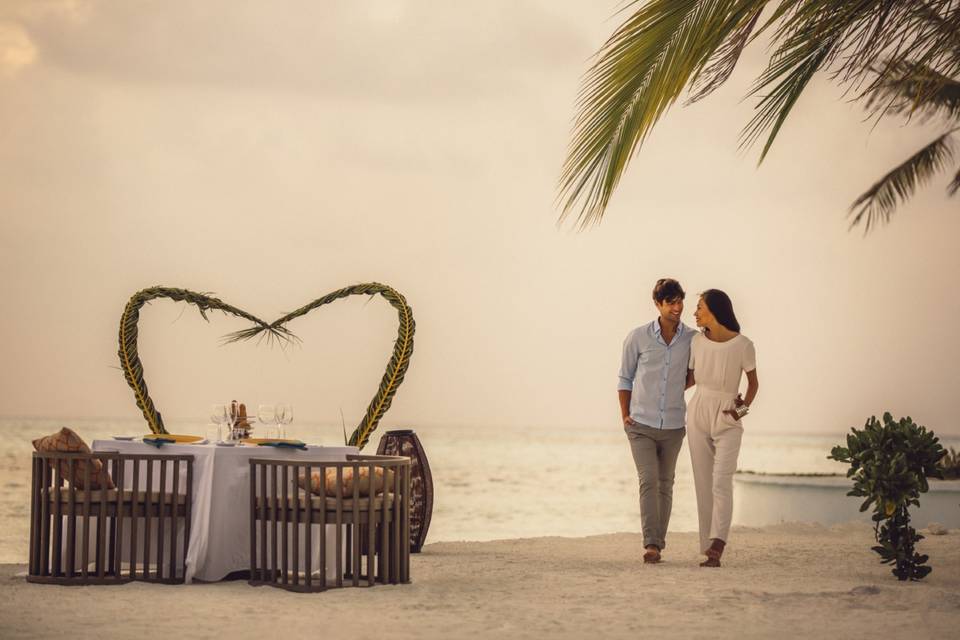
xmin=687 ymin=6 xmax=764 ymax=104
xmin=117 ymin=284 xmax=415 ymax=448
xmin=559 ymin=0 xmax=960 ymax=227
xmin=738 ymin=1 xmax=862 ymax=160
xmin=739 ymin=37 xmax=835 ymax=161
xmin=118 ymin=287 xmax=279 ymax=434
xmin=268 ymin=283 xmax=416 ymax=450
xmin=867 ymin=60 xmax=960 ymax=122
xmin=946 ymin=166 xmax=960 ymax=195
xmin=558 ymin=0 xmax=770 ymax=227
xmin=849 ymin=131 xmax=956 ymax=233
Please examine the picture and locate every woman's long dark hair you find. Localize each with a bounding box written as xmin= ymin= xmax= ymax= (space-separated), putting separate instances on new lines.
xmin=701 ymin=289 xmax=740 ymax=333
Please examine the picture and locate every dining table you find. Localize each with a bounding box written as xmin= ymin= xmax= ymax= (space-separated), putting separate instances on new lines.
xmin=91 ymin=438 xmax=358 ymax=583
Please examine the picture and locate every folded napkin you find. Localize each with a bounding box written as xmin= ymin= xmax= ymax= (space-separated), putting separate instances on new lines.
xmin=257 ymin=440 xmax=307 ymax=450
xmin=143 ymin=437 xmax=175 ymax=448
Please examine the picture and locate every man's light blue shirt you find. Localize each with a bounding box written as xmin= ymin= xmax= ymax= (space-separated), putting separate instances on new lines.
xmin=618 ymin=319 xmax=694 ymax=429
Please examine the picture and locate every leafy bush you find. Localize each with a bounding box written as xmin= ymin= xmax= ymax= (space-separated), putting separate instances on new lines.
xmin=829 ymin=412 xmax=946 ymax=581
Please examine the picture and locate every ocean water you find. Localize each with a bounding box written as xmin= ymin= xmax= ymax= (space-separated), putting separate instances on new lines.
xmin=2 ymin=417 xmax=957 ymax=562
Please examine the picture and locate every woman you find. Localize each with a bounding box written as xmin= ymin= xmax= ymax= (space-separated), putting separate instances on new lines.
xmin=686 ymin=290 xmax=759 ymax=567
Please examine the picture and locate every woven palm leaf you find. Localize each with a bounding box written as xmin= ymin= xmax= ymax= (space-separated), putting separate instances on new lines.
xmin=117 ymin=283 xmax=415 ymax=449
xmin=261 ymin=282 xmax=416 ymax=450
xmin=118 ymin=286 xmax=278 ymax=434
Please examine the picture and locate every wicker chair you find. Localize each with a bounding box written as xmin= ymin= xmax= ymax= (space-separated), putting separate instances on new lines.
xmin=28 ymin=451 xmax=194 ymax=585
xmin=248 ymin=454 xmax=411 ymax=592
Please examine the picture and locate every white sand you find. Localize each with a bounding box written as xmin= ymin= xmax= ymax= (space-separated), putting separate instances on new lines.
xmin=2 ymin=521 xmax=957 ymax=639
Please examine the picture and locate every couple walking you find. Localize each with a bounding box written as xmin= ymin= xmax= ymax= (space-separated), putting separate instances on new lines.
xmin=618 ymin=278 xmax=759 ymax=567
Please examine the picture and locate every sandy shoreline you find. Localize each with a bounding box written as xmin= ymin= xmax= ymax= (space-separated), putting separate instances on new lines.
xmin=2 ymin=522 xmax=957 ymax=639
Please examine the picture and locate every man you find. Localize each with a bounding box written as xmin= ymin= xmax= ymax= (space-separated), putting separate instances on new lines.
xmin=618 ymin=278 xmax=694 ymax=564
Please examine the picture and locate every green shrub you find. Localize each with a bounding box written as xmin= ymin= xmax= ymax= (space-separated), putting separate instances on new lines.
xmin=828 ymin=412 xmax=946 ymax=581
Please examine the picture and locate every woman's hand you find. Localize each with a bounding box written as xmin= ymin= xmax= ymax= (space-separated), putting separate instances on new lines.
xmin=723 ymin=394 xmax=746 ymax=421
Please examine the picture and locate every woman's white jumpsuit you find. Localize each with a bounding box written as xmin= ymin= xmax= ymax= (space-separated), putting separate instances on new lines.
xmin=687 ymin=332 xmax=756 ymax=553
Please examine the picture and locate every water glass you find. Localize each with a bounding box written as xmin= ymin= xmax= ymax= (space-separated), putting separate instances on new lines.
xmin=257 ymin=404 xmax=275 ymax=422
xmin=210 ymin=404 xmax=229 ymax=440
xmin=277 ymin=404 xmax=293 ymax=439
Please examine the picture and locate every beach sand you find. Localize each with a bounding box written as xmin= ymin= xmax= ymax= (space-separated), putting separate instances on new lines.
xmin=1 ymin=522 xmax=957 ymax=639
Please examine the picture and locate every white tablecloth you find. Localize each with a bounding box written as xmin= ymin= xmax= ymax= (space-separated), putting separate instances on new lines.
xmin=92 ymin=439 xmax=357 ymax=583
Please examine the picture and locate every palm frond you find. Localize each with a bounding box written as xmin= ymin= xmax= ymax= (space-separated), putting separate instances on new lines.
xmin=269 ymin=282 xmax=416 ymax=450
xmin=223 ymin=323 xmax=298 ymax=346
xmin=739 ymin=34 xmax=836 ymax=161
xmin=558 ymin=0 xmax=770 ymax=227
xmin=117 ymin=283 xmax=416 ymax=447
xmin=559 ymin=0 xmax=960 ymax=228
xmin=947 ymin=165 xmax=960 ymax=195
xmin=849 ymin=131 xmax=956 ymax=233
xmin=117 ymin=286 xmax=277 ymax=434
xmin=867 ymin=60 xmax=960 ymax=122
xmin=687 ymin=6 xmax=764 ymax=104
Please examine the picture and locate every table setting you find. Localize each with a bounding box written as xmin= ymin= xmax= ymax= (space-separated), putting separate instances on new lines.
xmin=90 ymin=401 xmax=358 ymax=583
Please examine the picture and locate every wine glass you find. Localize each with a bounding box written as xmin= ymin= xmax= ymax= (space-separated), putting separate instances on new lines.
xmin=257 ymin=404 xmax=278 ymax=440
xmin=276 ymin=404 xmax=293 ymax=439
xmin=210 ymin=405 xmax=229 ymax=442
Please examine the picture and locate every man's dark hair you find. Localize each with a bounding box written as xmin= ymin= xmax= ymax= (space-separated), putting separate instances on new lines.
xmin=652 ymin=278 xmax=685 ymax=304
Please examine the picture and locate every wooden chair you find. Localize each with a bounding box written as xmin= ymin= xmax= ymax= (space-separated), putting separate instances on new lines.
xmin=28 ymin=451 xmax=194 ymax=585
xmin=248 ymin=454 xmax=411 ymax=592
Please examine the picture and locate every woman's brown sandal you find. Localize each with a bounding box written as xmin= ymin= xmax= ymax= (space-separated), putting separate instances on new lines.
xmin=699 ymin=540 xmax=724 ymax=567
xmin=699 ymin=549 xmax=721 ymax=567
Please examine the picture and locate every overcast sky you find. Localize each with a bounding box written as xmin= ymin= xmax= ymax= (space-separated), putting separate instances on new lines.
xmin=1 ymin=1 xmax=958 ymax=437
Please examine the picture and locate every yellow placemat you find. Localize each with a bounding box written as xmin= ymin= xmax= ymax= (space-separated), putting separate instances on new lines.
xmin=143 ymin=434 xmax=204 ymax=444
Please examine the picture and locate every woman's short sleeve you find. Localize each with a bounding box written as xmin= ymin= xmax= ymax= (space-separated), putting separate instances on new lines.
xmin=742 ymin=338 xmax=756 ymax=373
xmin=688 ymin=334 xmax=697 ymax=369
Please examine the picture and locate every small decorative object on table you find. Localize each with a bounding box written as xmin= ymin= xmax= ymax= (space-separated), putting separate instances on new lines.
xmin=230 ymin=400 xmax=253 ymax=441
xmin=377 ymin=429 xmax=432 ymax=553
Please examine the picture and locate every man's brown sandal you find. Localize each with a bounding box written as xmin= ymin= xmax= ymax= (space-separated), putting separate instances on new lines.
xmin=643 ymin=547 xmax=662 ymax=564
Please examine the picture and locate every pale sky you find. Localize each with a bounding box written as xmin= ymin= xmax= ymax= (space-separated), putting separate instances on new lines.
xmin=1 ymin=1 xmax=958 ymax=437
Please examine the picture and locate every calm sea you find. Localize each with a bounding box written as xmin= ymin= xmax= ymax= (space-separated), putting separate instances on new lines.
xmin=2 ymin=417 xmax=957 ymax=562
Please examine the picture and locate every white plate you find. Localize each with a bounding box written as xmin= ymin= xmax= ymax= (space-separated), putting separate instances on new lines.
xmin=112 ymin=436 xmax=136 ymax=441
xmin=215 ymin=442 xmax=236 ymax=447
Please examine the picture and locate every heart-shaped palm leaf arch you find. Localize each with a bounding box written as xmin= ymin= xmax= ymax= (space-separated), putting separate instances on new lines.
xmin=118 ymin=283 xmax=415 ymax=450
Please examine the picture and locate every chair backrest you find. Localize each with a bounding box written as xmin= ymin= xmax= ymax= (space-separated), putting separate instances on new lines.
xmin=29 ymin=451 xmax=195 ymax=584
xmin=112 ymin=453 xmax=194 ymax=584
xmin=247 ymin=454 xmax=412 ymax=590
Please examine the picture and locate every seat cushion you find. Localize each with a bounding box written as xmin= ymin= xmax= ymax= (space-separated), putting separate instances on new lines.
xmin=32 ymin=427 xmax=115 ymax=490
xmin=256 ymin=493 xmax=397 ymax=512
xmin=316 ymin=494 xmax=396 ymax=511
xmin=50 ymin=489 xmax=120 ymax=503
xmin=297 ymin=466 xmax=395 ymax=498
xmin=49 ymin=489 xmax=188 ymax=505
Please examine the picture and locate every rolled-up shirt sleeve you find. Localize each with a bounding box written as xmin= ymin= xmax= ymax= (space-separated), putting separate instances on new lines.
xmin=618 ymin=329 xmax=639 ymax=391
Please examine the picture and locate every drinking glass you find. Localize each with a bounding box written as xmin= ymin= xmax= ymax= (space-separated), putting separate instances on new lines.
xmin=257 ymin=404 xmax=277 ymax=440
xmin=277 ymin=404 xmax=293 ymax=439
xmin=210 ymin=404 xmax=229 ymax=441
xmin=204 ymin=423 xmax=221 ymax=444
